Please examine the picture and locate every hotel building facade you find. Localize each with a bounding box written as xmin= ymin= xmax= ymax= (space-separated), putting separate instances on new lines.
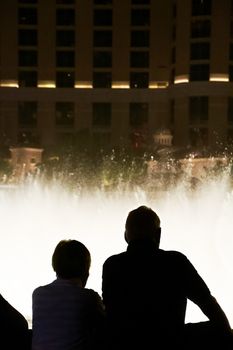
xmin=0 ymin=0 xmax=233 ymax=153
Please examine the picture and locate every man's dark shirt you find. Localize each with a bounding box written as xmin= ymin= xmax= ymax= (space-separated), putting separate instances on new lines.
xmin=102 ymin=239 xmax=215 ymax=349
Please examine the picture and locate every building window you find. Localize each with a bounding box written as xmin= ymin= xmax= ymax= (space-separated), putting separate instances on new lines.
xmin=56 ymin=71 xmax=74 ymax=87
xmin=190 ymin=42 xmax=210 ymax=60
xmin=190 ymin=128 xmax=208 ymax=147
xmin=94 ymin=0 xmax=112 ymax=4
xmin=131 ymin=9 xmax=150 ymax=26
xmin=56 ymin=9 xmax=75 ymax=26
xmin=131 ymin=31 xmax=149 ymax=47
xmin=19 ymin=0 xmax=37 ymax=3
xmin=129 ymin=103 xmax=148 ymax=127
xmin=228 ymin=97 xmax=233 ymax=123
xmin=18 ymin=102 xmax=37 ymax=127
xmin=56 ymin=102 xmax=74 ymax=126
xmin=191 ymin=20 xmax=211 ymax=38
xmin=18 ymin=8 xmax=37 ymax=25
xmin=189 ymin=96 xmax=208 ymax=123
xmin=56 ymin=30 xmax=75 ymax=47
xmin=56 ymin=51 xmax=75 ymax=67
xmin=18 ymin=71 xmax=37 ymax=87
xmin=132 ymin=0 xmax=150 ymax=4
xmin=93 ymin=51 xmax=112 ymax=68
xmin=189 ymin=64 xmax=209 ymax=81
xmin=18 ymin=30 xmax=37 ymax=46
xmin=94 ymin=10 xmax=112 ymax=26
xmin=18 ymin=50 xmax=37 ymax=67
xmin=93 ymin=31 xmax=112 ymax=47
xmin=229 ymin=43 xmax=233 ymax=61
xmin=130 ymin=51 xmax=149 ymax=68
xmin=93 ymin=72 xmax=111 ymax=88
xmin=56 ymin=0 xmax=75 ymax=4
xmin=229 ymin=66 xmax=233 ymax=81
xmin=92 ymin=103 xmax=111 ymax=128
xmin=130 ymin=72 xmax=149 ymax=88
xmin=192 ymin=0 xmax=212 ymax=16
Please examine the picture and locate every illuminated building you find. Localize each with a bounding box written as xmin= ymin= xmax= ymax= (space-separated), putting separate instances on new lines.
xmin=0 ymin=0 xmax=233 ymax=151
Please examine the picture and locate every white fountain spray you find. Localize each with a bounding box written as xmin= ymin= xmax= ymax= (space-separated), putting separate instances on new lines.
xmin=0 ymin=166 xmax=233 ymax=328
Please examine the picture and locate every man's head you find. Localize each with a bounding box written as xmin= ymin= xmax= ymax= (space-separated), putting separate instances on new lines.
xmin=52 ymin=239 xmax=91 ymax=286
xmin=124 ymin=206 xmax=161 ymax=246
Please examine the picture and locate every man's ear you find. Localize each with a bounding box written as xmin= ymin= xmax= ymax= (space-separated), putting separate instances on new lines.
xmin=124 ymin=230 xmax=129 ymax=243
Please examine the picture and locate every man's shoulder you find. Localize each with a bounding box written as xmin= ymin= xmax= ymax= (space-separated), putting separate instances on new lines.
xmin=103 ymin=251 xmax=127 ymax=266
xmin=159 ymin=249 xmax=189 ymax=263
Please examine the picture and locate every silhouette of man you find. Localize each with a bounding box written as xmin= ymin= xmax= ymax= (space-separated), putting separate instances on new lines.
xmin=0 ymin=294 xmax=30 ymax=350
xmin=102 ymin=205 xmax=232 ymax=349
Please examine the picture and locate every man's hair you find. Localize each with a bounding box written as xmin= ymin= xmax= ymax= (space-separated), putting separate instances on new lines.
xmin=52 ymin=240 xmax=91 ymax=281
xmin=125 ymin=205 xmax=161 ymax=243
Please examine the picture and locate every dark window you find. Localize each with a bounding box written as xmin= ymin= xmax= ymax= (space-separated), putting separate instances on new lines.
xmin=130 ymin=103 xmax=148 ymax=127
xmin=170 ymin=68 xmax=175 ymax=84
xmin=229 ymin=43 xmax=233 ymax=61
xmin=190 ymin=128 xmax=208 ymax=147
xmin=192 ymin=0 xmax=212 ymax=16
xmin=93 ymin=31 xmax=112 ymax=47
xmin=191 ymin=20 xmax=211 ymax=38
xmin=131 ymin=9 xmax=150 ymax=26
xmin=94 ymin=0 xmax=112 ymax=4
xmin=92 ymin=103 xmax=111 ymax=127
xmin=56 ymin=51 xmax=75 ymax=67
xmin=93 ymin=51 xmax=112 ymax=67
xmin=56 ymin=30 xmax=75 ymax=46
xmin=131 ymin=31 xmax=149 ymax=47
xmin=130 ymin=51 xmax=149 ymax=67
xmin=18 ymin=71 xmax=37 ymax=87
xmin=18 ymin=8 xmax=37 ymax=25
xmin=190 ymin=64 xmax=209 ymax=81
xmin=18 ymin=50 xmax=37 ymax=67
xmin=190 ymin=42 xmax=210 ymax=60
xmin=18 ymin=30 xmax=37 ymax=46
xmin=130 ymin=72 xmax=149 ymax=88
xmin=56 ymin=9 xmax=75 ymax=26
xmin=228 ymin=97 xmax=233 ymax=123
xmin=18 ymin=102 xmax=37 ymax=126
xmin=56 ymin=71 xmax=74 ymax=87
xmin=56 ymin=0 xmax=75 ymax=3
xmin=93 ymin=72 xmax=111 ymax=88
xmin=229 ymin=65 xmax=233 ymax=81
xmin=18 ymin=0 xmax=37 ymax=3
xmin=94 ymin=10 xmax=112 ymax=26
xmin=189 ymin=96 xmax=208 ymax=123
xmin=132 ymin=0 xmax=150 ymax=4
xmin=56 ymin=102 xmax=74 ymax=126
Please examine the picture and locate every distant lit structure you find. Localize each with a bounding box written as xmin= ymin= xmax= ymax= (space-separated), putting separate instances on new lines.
xmin=0 ymin=0 xmax=233 ymax=152
xmin=10 ymin=147 xmax=43 ymax=177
